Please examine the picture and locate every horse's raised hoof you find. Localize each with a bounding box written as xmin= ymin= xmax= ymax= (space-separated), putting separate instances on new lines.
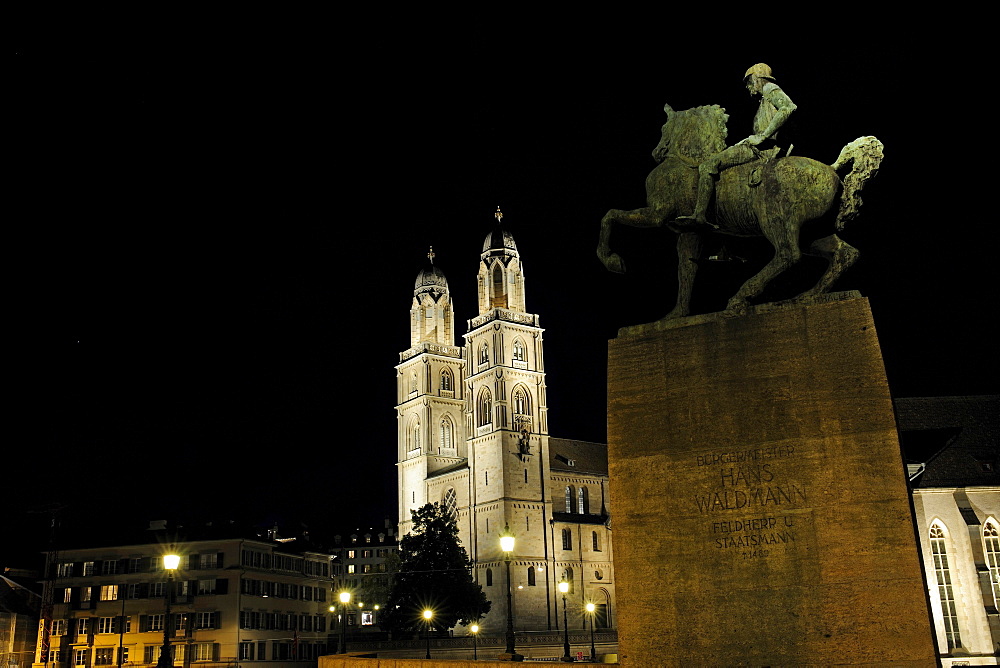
xmin=603 ymin=253 xmax=626 ymax=274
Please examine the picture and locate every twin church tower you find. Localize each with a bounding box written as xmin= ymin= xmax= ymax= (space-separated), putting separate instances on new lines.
xmin=395 ymin=209 xmax=615 ymax=633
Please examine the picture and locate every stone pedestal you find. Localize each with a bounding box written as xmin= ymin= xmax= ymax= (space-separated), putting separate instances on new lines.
xmin=607 ymin=295 xmax=938 ymax=666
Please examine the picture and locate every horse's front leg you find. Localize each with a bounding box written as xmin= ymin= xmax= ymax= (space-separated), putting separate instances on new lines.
xmin=597 ymin=206 xmax=668 ymax=274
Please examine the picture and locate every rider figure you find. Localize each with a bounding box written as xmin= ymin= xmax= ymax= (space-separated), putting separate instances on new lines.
xmin=676 ymin=63 xmax=797 ymax=229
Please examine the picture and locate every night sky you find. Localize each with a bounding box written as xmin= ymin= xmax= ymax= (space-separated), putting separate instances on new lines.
xmin=9 ymin=40 xmax=995 ymax=568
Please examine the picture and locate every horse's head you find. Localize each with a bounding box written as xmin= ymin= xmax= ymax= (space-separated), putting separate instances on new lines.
xmin=652 ymin=103 xmax=729 ymax=163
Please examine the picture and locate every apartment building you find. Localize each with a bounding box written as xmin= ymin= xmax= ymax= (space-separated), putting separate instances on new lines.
xmin=33 ymin=534 xmax=337 ymax=668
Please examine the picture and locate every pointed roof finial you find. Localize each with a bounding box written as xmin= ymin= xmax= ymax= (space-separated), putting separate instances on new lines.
xmin=495 ymin=206 xmax=503 ymax=225
xmin=427 ymin=246 xmax=436 ymax=265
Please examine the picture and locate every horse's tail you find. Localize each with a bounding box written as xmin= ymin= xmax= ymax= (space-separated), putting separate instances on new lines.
xmin=832 ymin=136 xmax=884 ymax=232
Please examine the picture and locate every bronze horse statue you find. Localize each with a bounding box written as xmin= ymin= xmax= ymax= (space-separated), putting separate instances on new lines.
xmin=597 ymin=103 xmax=884 ymax=318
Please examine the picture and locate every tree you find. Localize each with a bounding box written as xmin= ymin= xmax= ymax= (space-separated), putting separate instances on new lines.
xmin=382 ymin=503 xmax=491 ymax=633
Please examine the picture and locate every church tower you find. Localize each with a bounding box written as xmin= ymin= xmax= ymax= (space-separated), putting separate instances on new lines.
xmin=463 ymin=207 xmax=554 ymax=631
xmin=396 ymin=248 xmax=467 ymax=537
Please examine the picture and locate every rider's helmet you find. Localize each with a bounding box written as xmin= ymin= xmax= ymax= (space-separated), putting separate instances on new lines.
xmin=743 ymin=63 xmax=775 ymax=82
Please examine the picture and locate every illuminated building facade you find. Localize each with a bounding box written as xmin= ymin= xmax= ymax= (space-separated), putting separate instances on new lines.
xmin=395 ymin=210 xmax=616 ymax=634
xmin=902 ymin=396 xmax=1000 ymax=667
xmin=32 ymin=536 xmax=337 ymax=668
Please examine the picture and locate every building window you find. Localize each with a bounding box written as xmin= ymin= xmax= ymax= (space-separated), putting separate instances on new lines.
xmin=440 ymin=415 xmax=455 ymax=451
xmin=193 ymin=643 xmax=214 ymax=662
xmin=478 ymin=389 xmax=493 ymax=427
xmin=197 ymin=579 xmax=216 ymax=595
xmin=75 ymin=649 xmax=89 ymax=666
xmin=443 ymin=488 xmax=458 ymax=520
xmin=76 ymin=618 xmax=90 ymax=636
xmin=527 ymin=567 xmax=536 ymax=586
xmin=82 ymin=562 xmax=95 ymax=576
xmin=512 ymin=339 xmax=526 ymax=363
xmin=97 ymin=617 xmax=116 ymax=634
xmin=410 ymin=371 xmax=418 ymax=393
xmin=984 ymin=520 xmax=1000 ymax=608
xmin=930 ymin=522 xmax=962 ymax=650
xmin=99 ymin=585 xmax=118 ymax=601
xmin=562 ymin=528 xmax=572 ymax=550
xmin=579 ymin=487 xmax=589 ymax=514
xmin=561 ymin=568 xmax=575 ymax=593
xmin=100 ymin=560 xmax=118 ymax=575
xmin=512 ymin=387 xmax=529 ymax=416
xmin=240 ymin=643 xmax=254 ymax=661
xmin=147 ymin=614 xmax=164 ymax=632
xmin=479 ymin=344 xmax=489 ymax=365
xmin=486 ymin=568 xmax=493 ymax=586
xmin=94 ymin=648 xmax=114 ymax=665
xmin=593 ymin=531 xmax=601 ymax=551
xmin=361 ymin=611 xmax=375 ymax=626
xmin=199 ymin=553 xmax=219 ymax=569
xmin=51 ymin=620 xmax=67 ymax=636
xmin=56 ymin=563 xmax=73 ymax=577
xmin=410 ymin=418 xmax=421 ymax=452
xmin=196 ymin=612 xmax=216 ymax=629
xmin=565 ymin=486 xmax=575 ymax=513
xmin=440 ymin=368 xmax=453 ymax=391
xmin=62 ymin=588 xmax=72 ymax=603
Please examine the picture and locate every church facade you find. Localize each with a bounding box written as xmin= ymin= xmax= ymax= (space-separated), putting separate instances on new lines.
xmin=395 ymin=212 xmax=615 ymax=634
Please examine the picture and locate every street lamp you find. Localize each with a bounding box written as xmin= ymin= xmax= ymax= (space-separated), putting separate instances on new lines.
xmin=585 ymin=602 xmax=597 ymax=662
xmin=339 ymin=591 xmax=351 ymax=654
xmin=558 ymin=580 xmax=573 ymax=662
xmin=156 ymin=555 xmax=180 ymax=668
xmin=499 ymin=524 xmax=523 ymax=661
xmin=470 ymin=623 xmax=479 ymax=660
xmin=422 ymin=609 xmax=433 ymax=660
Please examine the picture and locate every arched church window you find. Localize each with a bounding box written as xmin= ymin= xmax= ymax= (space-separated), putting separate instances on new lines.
xmin=410 ymin=372 xmax=418 ymax=393
xmin=984 ymin=520 xmax=1000 ymax=607
xmin=440 ymin=368 xmax=453 ymax=391
xmin=442 ymin=488 xmax=458 ymax=520
xmin=930 ymin=522 xmax=962 ymax=650
xmin=485 ymin=569 xmax=493 ymax=587
xmin=512 ymin=387 xmax=529 ymax=416
xmin=479 ymin=344 xmax=489 ymax=365
xmin=565 ymin=486 xmax=575 ymax=514
xmin=592 ymin=531 xmax=601 ymax=552
xmin=578 ymin=487 xmax=589 ymax=514
xmin=512 ymin=339 xmax=526 ymax=362
xmin=440 ymin=415 xmax=455 ymax=451
xmin=527 ymin=567 xmax=536 ymax=586
xmin=408 ymin=418 xmax=421 ymax=452
xmin=561 ymin=528 xmax=572 ymax=550
xmin=492 ymin=265 xmax=505 ymax=308
xmin=561 ymin=568 xmax=574 ymax=593
xmin=477 ymin=389 xmax=493 ymax=427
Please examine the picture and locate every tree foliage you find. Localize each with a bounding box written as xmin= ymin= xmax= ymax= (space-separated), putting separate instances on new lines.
xmin=382 ymin=503 xmax=491 ymax=632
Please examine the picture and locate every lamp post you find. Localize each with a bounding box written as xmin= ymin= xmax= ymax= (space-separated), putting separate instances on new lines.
xmin=422 ymin=610 xmax=433 ymax=660
xmin=339 ymin=591 xmax=351 ymax=654
xmin=558 ymin=580 xmax=573 ymax=662
xmin=156 ymin=555 xmax=180 ymax=668
xmin=499 ymin=524 xmax=523 ymax=661
xmin=470 ymin=624 xmax=479 ymax=660
xmin=585 ymin=602 xmax=596 ymax=662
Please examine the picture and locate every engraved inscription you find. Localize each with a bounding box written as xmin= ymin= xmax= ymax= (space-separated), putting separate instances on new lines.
xmin=694 ymin=445 xmax=807 ymax=559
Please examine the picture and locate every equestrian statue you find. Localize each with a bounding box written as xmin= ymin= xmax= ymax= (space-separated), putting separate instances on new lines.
xmin=596 ymin=63 xmax=884 ymax=318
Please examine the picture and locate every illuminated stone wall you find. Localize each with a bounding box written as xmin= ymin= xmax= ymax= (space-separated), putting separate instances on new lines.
xmin=607 ymin=296 xmax=937 ymax=666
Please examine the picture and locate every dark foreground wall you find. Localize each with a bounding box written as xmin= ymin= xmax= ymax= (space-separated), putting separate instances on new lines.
xmin=607 ymin=296 xmax=937 ymax=667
